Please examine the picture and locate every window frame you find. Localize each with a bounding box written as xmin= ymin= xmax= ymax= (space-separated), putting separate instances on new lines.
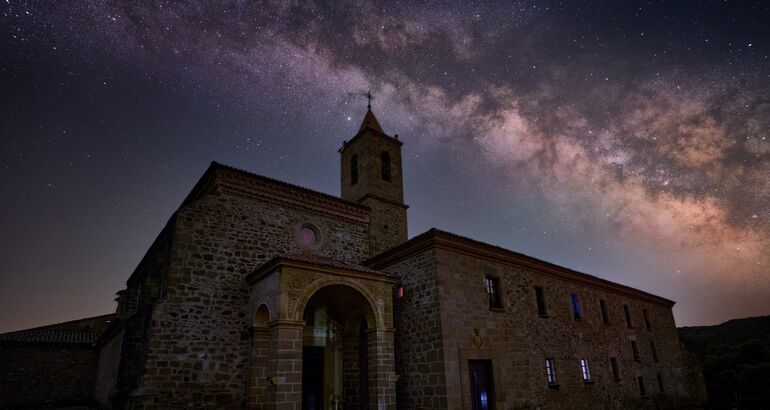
xmin=350 ymin=154 xmax=359 ymax=185
xmin=535 ymin=286 xmax=548 ymax=317
xmin=545 ymin=358 xmax=558 ymax=387
xmin=580 ymin=358 xmax=592 ymax=383
xmin=623 ymin=304 xmax=633 ymax=329
xmin=570 ymin=293 xmax=582 ymax=321
xmin=610 ymin=357 xmax=621 ymax=381
xmin=485 ymin=276 xmax=502 ymax=309
xmin=631 ymin=340 xmax=640 ymax=362
xmin=599 ymin=299 xmax=610 ymax=326
xmin=643 ymin=309 xmax=652 ymax=331
xmin=380 ymin=151 xmax=391 ymax=182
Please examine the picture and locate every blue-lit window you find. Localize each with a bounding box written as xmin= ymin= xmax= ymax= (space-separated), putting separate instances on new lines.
xmin=571 ymin=293 xmax=582 ymax=320
xmin=545 ymin=358 xmax=558 ymax=386
xmin=580 ymin=358 xmax=592 ymax=382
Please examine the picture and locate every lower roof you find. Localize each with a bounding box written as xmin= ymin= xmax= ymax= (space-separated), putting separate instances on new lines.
xmin=0 ymin=313 xmax=115 ymax=345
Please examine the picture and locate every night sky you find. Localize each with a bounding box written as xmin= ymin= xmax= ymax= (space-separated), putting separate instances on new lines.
xmin=1 ymin=1 xmax=769 ymax=332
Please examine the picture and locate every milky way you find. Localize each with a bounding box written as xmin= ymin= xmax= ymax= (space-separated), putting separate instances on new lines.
xmin=1 ymin=1 xmax=768 ymax=331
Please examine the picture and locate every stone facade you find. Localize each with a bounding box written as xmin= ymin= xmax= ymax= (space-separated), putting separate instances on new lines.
xmin=367 ymin=229 xmax=708 ymax=409
xmin=0 ymin=107 xmax=706 ymax=409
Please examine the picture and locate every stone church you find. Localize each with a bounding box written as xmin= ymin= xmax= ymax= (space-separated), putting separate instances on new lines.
xmin=0 ymin=107 xmax=706 ymax=409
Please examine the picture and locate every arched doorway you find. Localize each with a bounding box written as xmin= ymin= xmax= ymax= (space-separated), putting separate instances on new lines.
xmin=301 ymin=285 xmax=375 ymax=410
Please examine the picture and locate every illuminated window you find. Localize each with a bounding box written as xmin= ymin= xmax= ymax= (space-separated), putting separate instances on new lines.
xmin=624 ymin=304 xmax=633 ymax=329
xmin=580 ymin=358 xmax=592 ymax=382
xmin=631 ymin=340 xmax=640 ymax=362
xmin=571 ymin=293 xmax=582 ymax=320
xmin=643 ymin=309 xmax=652 ymax=331
xmin=299 ymin=226 xmax=317 ymax=246
xmin=545 ymin=358 xmax=558 ymax=386
xmin=610 ymin=357 xmax=620 ymax=381
xmin=350 ymin=154 xmax=358 ymax=185
xmin=600 ymin=299 xmax=610 ymax=325
xmin=381 ymin=151 xmax=391 ymax=181
xmin=485 ymin=276 xmax=501 ymax=309
xmin=535 ymin=286 xmax=548 ymax=316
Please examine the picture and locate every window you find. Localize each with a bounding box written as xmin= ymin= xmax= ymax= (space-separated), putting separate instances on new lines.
xmin=610 ymin=357 xmax=620 ymax=381
xmin=570 ymin=293 xmax=582 ymax=320
xmin=380 ymin=151 xmax=391 ymax=181
xmin=638 ymin=376 xmax=646 ymax=396
xmin=545 ymin=358 xmax=558 ymax=386
xmin=657 ymin=373 xmax=665 ymax=393
xmin=535 ymin=286 xmax=548 ymax=316
xmin=350 ymin=154 xmax=358 ymax=185
xmin=599 ymin=299 xmax=610 ymax=325
xmin=485 ymin=276 xmax=502 ymax=309
xmin=298 ymin=226 xmax=317 ymax=246
xmin=580 ymin=358 xmax=592 ymax=383
xmin=631 ymin=340 xmax=640 ymax=361
xmin=643 ymin=309 xmax=652 ymax=331
xmin=624 ymin=304 xmax=633 ymax=329
xmin=650 ymin=340 xmax=658 ymax=362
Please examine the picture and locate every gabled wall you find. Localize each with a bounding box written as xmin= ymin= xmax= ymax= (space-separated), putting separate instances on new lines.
xmin=135 ymin=180 xmax=371 ymax=408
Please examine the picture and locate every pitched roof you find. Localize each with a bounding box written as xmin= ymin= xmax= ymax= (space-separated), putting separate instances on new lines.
xmin=0 ymin=313 xmax=115 ymax=345
xmin=0 ymin=328 xmax=102 ymax=344
xmin=359 ymin=107 xmax=384 ymax=133
xmin=366 ymin=228 xmax=675 ymax=307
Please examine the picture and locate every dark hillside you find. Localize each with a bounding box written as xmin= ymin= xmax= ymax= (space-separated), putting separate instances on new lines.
xmin=679 ymin=315 xmax=770 ymax=409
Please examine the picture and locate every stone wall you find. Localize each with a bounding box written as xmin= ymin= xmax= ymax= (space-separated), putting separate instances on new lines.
xmin=433 ymin=247 xmax=706 ymax=409
xmin=380 ymin=248 xmax=449 ymax=408
xmin=360 ymin=196 xmax=407 ymax=257
xmin=94 ymin=328 xmax=124 ymax=406
xmin=138 ymin=183 xmax=370 ymax=408
xmin=0 ymin=343 xmax=96 ymax=408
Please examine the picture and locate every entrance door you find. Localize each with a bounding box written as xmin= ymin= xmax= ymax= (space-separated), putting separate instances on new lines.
xmin=302 ymin=346 xmax=324 ymax=410
xmin=469 ymin=360 xmax=495 ymax=410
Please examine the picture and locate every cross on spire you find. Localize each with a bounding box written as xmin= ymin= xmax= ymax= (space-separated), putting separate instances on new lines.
xmin=366 ymin=91 xmax=373 ymax=110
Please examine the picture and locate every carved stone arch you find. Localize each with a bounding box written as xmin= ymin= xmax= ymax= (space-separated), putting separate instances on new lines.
xmin=293 ymin=278 xmax=383 ymax=330
xmin=252 ymin=301 xmax=273 ymax=328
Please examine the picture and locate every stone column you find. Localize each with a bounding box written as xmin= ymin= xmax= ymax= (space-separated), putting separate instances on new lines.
xmin=368 ymin=328 xmax=396 ymax=410
xmin=248 ymin=328 xmax=270 ymax=409
xmin=269 ymin=320 xmax=304 ymax=410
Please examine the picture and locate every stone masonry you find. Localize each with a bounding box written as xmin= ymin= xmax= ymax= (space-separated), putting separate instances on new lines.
xmin=367 ymin=229 xmax=708 ymax=409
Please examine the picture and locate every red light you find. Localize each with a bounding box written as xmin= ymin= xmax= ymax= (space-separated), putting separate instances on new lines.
xmin=398 ymin=287 xmax=404 ymax=298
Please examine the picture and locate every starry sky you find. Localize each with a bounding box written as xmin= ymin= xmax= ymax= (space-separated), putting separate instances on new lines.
xmin=1 ymin=0 xmax=768 ymax=332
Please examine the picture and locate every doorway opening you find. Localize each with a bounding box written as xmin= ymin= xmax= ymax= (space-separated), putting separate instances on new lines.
xmin=469 ymin=360 xmax=495 ymax=410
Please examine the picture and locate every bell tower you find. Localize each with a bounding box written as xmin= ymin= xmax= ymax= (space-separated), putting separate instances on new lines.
xmin=340 ymin=102 xmax=408 ymax=256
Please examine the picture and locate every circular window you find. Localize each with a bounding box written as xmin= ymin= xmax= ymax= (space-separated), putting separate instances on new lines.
xmin=299 ymin=226 xmax=317 ymax=246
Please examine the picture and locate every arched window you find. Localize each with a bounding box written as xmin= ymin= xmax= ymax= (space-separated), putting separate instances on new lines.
xmin=350 ymin=154 xmax=358 ymax=185
xmin=381 ymin=151 xmax=391 ymax=181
